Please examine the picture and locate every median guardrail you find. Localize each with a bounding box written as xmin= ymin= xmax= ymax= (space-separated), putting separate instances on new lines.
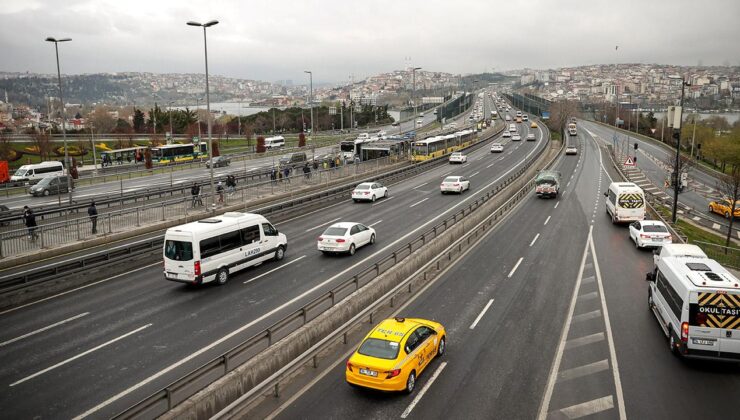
xmin=111 ymin=122 xmax=536 ymax=420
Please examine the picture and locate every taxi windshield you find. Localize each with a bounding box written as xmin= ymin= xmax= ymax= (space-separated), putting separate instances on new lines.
xmin=358 ymin=338 xmax=400 ymax=360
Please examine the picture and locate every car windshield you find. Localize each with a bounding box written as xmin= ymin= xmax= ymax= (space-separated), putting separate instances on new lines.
xmin=164 ymin=240 xmax=193 ymax=261
xmin=451 ymin=153 xmax=461 ymax=157
xmin=443 ymin=177 xmax=459 ymax=183
xmin=36 ymin=177 xmax=53 ymax=186
xmin=643 ymin=225 xmax=668 ymax=233
xmin=14 ymin=169 xmax=28 ymax=176
xmin=355 ymin=185 xmax=370 ymax=190
xmin=323 ymin=227 xmax=348 ymax=236
xmin=358 ymin=338 xmax=401 ymax=360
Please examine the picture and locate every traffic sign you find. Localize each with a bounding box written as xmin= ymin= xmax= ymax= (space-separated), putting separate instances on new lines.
xmin=624 ymin=156 xmax=636 ymax=166
xmin=650 ymin=128 xmax=656 ymax=134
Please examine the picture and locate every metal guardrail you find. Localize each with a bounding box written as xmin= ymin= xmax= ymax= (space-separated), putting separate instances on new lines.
xmin=112 ymin=122 xmax=537 ymax=419
xmin=689 ymin=240 xmax=740 ymax=270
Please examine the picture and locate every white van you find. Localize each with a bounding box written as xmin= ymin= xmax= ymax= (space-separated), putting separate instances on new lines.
xmin=647 ymin=244 xmax=740 ymax=360
xmin=11 ymin=161 xmax=64 ymax=184
xmin=604 ymin=182 xmax=645 ymax=223
xmin=163 ymin=212 xmax=288 ymax=285
xmin=264 ymin=136 xmax=286 ymax=149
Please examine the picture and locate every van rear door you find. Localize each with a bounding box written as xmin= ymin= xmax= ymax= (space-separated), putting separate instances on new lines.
xmin=616 ymin=191 xmax=645 ymax=221
xmin=164 ymin=234 xmax=195 ymax=282
xmin=688 ymin=291 xmax=721 ymax=352
xmin=702 ymin=291 xmax=740 ymax=355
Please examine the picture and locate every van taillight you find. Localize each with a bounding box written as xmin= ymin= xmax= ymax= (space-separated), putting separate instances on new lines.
xmin=681 ymin=322 xmax=689 ymax=342
xmin=194 ymin=261 xmax=201 ymax=276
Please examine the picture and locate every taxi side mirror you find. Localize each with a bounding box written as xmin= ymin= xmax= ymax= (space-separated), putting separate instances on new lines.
xmin=645 ymin=272 xmax=655 ymax=282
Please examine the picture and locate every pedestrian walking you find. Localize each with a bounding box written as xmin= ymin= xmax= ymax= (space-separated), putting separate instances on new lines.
xmin=226 ymin=175 xmax=236 ymax=194
xmin=270 ymin=167 xmax=277 ymax=184
xmin=88 ymin=201 xmax=98 ymax=234
xmin=312 ymin=160 xmax=319 ymax=171
xmin=22 ymin=206 xmax=38 ymax=241
xmin=191 ymin=182 xmax=202 ymax=207
xmin=303 ymin=163 xmax=311 ymax=179
xmin=216 ymin=181 xmax=225 ymax=203
xmin=283 ymin=166 xmax=291 ymax=183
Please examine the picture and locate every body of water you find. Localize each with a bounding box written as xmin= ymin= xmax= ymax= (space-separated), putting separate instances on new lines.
xmin=176 ymin=103 xmax=282 ymax=117
xmin=649 ymin=112 xmax=739 ymax=125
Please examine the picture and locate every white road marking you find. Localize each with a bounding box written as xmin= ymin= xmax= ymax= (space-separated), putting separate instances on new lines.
xmin=713 ymin=223 xmax=721 ymax=230
xmin=413 ymin=182 xmax=428 ymax=189
xmin=243 ymin=255 xmax=307 ymax=284
xmin=486 ymin=163 xmax=495 ymax=168
xmin=368 ymin=220 xmax=383 ymax=227
xmin=564 ymin=332 xmax=605 ymax=350
xmin=304 ymin=218 xmax=341 ymax=233
xmin=557 ymin=396 xmax=614 ymax=419
xmin=508 ymin=257 xmax=524 ymax=278
xmin=470 ymin=171 xmax=480 ymax=178
xmin=469 ymin=299 xmax=494 ymax=330
xmin=372 ymin=196 xmax=394 ymax=207
xmin=10 ymin=323 xmax=152 ymax=387
xmin=400 ymin=361 xmax=448 ymax=419
xmin=529 ymin=233 xmax=540 ymax=247
xmin=554 ymin=202 xmax=559 ymax=209
xmin=572 ymin=309 xmax=602 ymax=323
xmin=409 ymin=197 xmax=429 ymax=208
xmin=544 ymin=215 xmax=551 ymax=225
xmin=558 ymin=359 xmax=609 ymax=382
xmin=0 ymin=312 xmax=90 ymax=347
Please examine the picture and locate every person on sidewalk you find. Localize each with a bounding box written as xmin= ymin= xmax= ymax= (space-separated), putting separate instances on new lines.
xmin=191 ymin=182 xmax=202 ymax=207
xmin=23 ymin=206 xmax=38 ymax=241
xmin=88 ymin=201 xmax=98 ymax=234
xmin=216 ymin=181 xmax=225 ymax=204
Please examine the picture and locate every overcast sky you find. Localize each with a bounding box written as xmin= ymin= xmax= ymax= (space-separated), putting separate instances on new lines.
xmin=1 ymin=0 xmax=739 ymax=84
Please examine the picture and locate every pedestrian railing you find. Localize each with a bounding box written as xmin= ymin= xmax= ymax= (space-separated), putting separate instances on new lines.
xmin=690 ymin=240 xmax=740 ymax=270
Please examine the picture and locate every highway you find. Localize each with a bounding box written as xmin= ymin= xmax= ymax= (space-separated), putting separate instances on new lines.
xmin=0 ymin=101 xmax=545 ymax=418
xmin=256 ymin=120 xmax=740 ymax=419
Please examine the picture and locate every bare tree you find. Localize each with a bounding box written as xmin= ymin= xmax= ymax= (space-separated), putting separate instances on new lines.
xmin=717 ymin=168 xmax=740 ymax=248
xmin=664 ymin=153 xmax=695 ymax=191
xmin=31 ymin=132 xmax=52 ymax=161
xmin=547 ymin=99 xmax=579 ymax=137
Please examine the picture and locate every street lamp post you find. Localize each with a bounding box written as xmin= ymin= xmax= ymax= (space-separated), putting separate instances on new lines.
xmin=168 ymin=100 xmax=174 ymax=142
xmin=187 ymin=19 xmax=219 ymax=210
xmin=412 ymin=67 xmax=422 ymax=122
xmin=304 ymin=71 xmax=314 ymax=139
xmin=45 ymin=36 xmax=73 ymax=205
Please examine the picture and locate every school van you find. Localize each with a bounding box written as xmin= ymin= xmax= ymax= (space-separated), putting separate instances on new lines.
xmin=264 ymin=136 xmax=286 ymax=149
xmin=11 ymin=161 xmax=64 ymax=184
xmin=604 ymin=182 xmax=645 ymax=223
xmin=646 ymin=244 xmax=740 ymax=361
xmin=163 ymin=212 xmax=287 ymax=285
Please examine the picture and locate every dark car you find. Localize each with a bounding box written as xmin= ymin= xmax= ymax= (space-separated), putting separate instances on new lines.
xmin=206 ymin=156 xmax=231 ymax=168
xmin=28 ymin=176 xmax=71 ymax=197
xmin=279 ymin=152 xmax=308 ymax=168
xmin=0 ymin=204 xmax=12 ymax=226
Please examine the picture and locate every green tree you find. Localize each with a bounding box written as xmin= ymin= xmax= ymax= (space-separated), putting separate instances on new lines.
xmin=133 ymin=109 xmax=146 ymax=133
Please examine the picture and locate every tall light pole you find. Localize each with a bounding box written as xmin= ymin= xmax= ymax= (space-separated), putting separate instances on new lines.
xmin=412 ymin=67 xmax=422 ymax=121
xmin=238 ymin=98 xmax=242 ymax=136
xmin=187 ymin=19 xmax=218 ymax=210
xmin=168 ymin=100 xmax=175 ymax=141
xmin=45 ymin=36 xmax=73 ymax=205
xmin=304 ymin=71 xmax=314 ymax=138
xmin=152 ymin=93 xmax=159 ymax=136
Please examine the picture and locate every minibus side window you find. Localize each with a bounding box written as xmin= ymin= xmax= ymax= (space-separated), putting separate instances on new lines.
xmin=241 ymin=225 xmax=261 ymax=244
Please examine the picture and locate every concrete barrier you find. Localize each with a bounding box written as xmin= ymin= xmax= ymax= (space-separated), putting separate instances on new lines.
xmin=162 ymin=135 xmax=560 ymax=420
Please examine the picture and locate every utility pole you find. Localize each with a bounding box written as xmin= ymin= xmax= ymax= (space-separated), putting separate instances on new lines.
xmin=670 ymin=78 xmax=690 ymax=223
xmin=272 ymin=97 xmax=276 ymax=134
xmin=46 ymin=36 xmax=73 ymax=205
xmin=412 ymin=67 xmax=422 ymax=121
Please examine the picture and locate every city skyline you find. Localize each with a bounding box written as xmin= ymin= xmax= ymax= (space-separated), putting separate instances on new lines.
xmin=1 ymin=0 xmax=739 ymax=84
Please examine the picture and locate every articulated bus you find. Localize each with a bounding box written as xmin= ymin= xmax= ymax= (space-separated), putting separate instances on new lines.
xmin=151 ymin=143 xmax=208 ymax=164
xmin=411 ymin=129 xmax=476 ymax=162
xmin=340 ymin=137 xmax=380 ymax=161
xmin=99 ymin=146 xmax=148 ymax=166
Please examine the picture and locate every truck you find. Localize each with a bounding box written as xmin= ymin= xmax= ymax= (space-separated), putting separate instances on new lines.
xmin=568 ymin=122 xmax=577 ymax=136
xmin=491 ymin=110 xmax=498 ymax=120
xmin=535 ymin=170 xmax=561 ymax=198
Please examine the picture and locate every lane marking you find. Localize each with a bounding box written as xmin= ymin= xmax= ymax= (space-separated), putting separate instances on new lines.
xmin=469 ymin=299 xmax=494 ymax=330
xmin=529 ymin=233 xmax=540 ymax=247
xmin=469 ymin=171 xmax=480 ymax=178
xmin=0 ymin=262 xmax=161 ymax=316
xmin=413 ymin=182 xmax=428 ymax=189
xmin=244 ymin=255 xmax=307 ymax=284
xmin=10 ymin=323 xmax=152 ymax=387
xmin=372 ymin=196 xmax=394 ymax=207
xmin=558 ymin=358 xmax=610 ymax=383
xmin=564 ymin=332 xmax=605 ymax=350
xmin=508 ymin=257 xmax=523 ymax=278
xmin=409 ymin=197 xmax=429 ymax=208
xmin=486 ymin=163 xmax=495 ymax=168
xmin=554 ymin=202 xmax=559 ymax=209
xmin=368 ymin=220 xmax=383 ymax=227
xmin=578 ymin=291 xmax=598 ymax=301
xmin=0 ymin=312 xmax=90 ymax=347
xmin=400 ymin=361 xmax=448 ymax=419
xmin=712 ymin=223 xmax=721 ymax=230
xmin=544 ymin=216 xmax=551 ymax=225
xmin=557 ymin=395 xmax=614 ymax=419
xmin=304 ymin=218 xmax=341 ymax=233
xmin=572 ymin=309 xmax=602 ymax=323
xmin=74 ymin=118 xmax=548 ymax=420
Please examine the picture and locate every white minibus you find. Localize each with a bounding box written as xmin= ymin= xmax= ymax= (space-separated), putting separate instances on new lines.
xmin=11 ymin=161 xmax=64 ymax=183
xmin=264 ymin=136 xmax=286 ymax=149
xmin=163 ymin=212 xmax=288 ymax=285
xmin=604 ymin=182 xmax=645 ymax=223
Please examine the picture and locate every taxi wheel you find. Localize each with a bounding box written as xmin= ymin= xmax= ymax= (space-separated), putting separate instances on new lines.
xmin=348 ymin=244 xmax=356 ymax=256
xmin=708 ymin=205 xmax=713 ymax=214
xmin=437 ymin=336 xmax=446 ymax=357
xmin=405 ymin=371 xmax=416 ymax=394
xmin=216 ymin=268 xmax=229 ymax=285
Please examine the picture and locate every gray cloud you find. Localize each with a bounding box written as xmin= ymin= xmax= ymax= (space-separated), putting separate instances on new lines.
xmin=1 ymin=0 xmax=738 ymax=84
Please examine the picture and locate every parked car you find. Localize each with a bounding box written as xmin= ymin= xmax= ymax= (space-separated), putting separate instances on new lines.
xmin=206 ymin=156 xmax=230 ymax=168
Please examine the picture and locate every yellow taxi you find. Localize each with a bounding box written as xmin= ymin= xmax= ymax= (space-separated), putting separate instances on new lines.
xmin=709 ymin=198 xmax=740 ymax=218
xmin=530 ymin=122 xmax=538 ymax=128
xmin=345 ymin=317 xmax=446 ymax=393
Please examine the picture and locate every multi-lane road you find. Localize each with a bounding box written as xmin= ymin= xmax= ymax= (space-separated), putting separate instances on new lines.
xmin=0 ymin=101 xmax=545 ymax=418
xmin=258 ymin=121 xmax=740 ymax=419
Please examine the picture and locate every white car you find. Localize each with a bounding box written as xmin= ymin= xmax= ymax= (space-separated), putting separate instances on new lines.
xmin=629 ymin=220 xmax=672 ymax=249
xmin=502 ymin=131 xmax=511 ymax=138
xmin=505 ymin=115 xmax=512 ymax=121
xmin=440 ymin=176 xmax=470 ymax=194
xmin=490 ymin=143 xmax=504 ymax=153
xmin=509 ymin=124 xmax=517 ymax=132
xmin=512 ymin=134 xmax=522 ymax=141
xmin=526 ymin=133 xmax=536 ymax=141
xmin=449 ymin=152 xmax=467 ymax=164
xmin=565 ymin=146 xmax=578 ymax=155
xmin=318 ymin=222 xmax=376 ymax=256
xmin=522 ymin=115 xmax=529 ymax=121
xmin=352 ymin=182 xmax=388 ymax=202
